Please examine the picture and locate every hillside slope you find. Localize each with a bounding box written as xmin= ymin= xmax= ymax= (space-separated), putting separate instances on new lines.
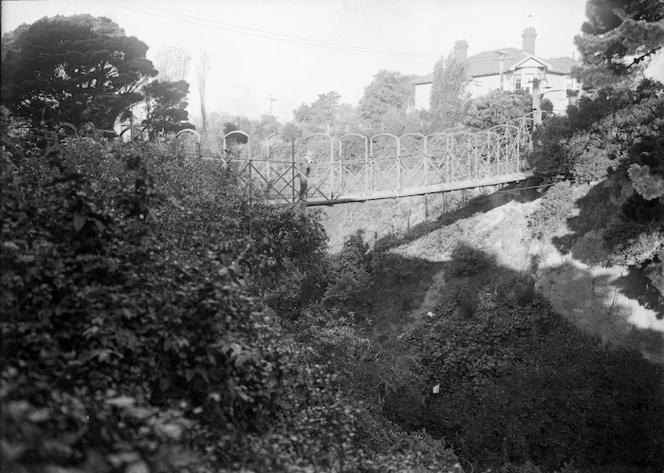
xmin=319 ymin=182 xmax=664 ymax=363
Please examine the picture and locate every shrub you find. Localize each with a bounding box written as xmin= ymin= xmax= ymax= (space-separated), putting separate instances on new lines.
xmin=603 ymin=220 xmax=664 ymax=266
xmin=406 ymin=293 xmax=664 ymax=472
xmin=322 ymin=231 xmax=372 ymax=306
xmin=528 ymin=116 xmax=574 ymax=181
xmin=528 ymin=181 xmax=576 ymax=239
xmin=530 ymin=83 xmax=664 ymax=183
xmin=0 ymin=132 xmax=355 ymax=472
xmin=446 ymin=244 xmax=496 ymax=278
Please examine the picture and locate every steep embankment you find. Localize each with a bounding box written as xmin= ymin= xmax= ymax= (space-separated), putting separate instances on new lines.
xmin=319 ymin=182 xmax=664 ymax=363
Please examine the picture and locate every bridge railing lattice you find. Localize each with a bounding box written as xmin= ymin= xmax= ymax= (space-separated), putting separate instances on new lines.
xmin=201 ymin=115 xmax=533 ymax=204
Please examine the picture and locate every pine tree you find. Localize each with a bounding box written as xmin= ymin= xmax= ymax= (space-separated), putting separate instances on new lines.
xmin=1 ymin=15 xmax=157 ymax=129
xmin=573 ymin=0 xmax=664 ymax=89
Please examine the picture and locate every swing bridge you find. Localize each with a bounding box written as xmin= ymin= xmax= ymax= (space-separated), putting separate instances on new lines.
xmin=55 ymin=115 xmax=537 ymax=207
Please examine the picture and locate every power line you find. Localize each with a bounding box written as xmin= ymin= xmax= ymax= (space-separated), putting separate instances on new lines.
xmin=111 ymin=0 xmax=440 ymax=58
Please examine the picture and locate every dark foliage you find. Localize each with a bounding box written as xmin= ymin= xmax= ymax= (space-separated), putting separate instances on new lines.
xmin=389 ymin=247 xmax=664 ymax=473
xmin=1 ymin=15 xmax=157 ymax=130
xmin=528 ymin=181 xmax=576 ymax=239
xmin=0 ymin=126 xmax=465 ymax=472
xmin=530 ymin=80 xmax=664 ymax=183
xmin=574 ymin=0 xmax=664 ymax=88
xmin=142 ymin=79 xmax=193 ymax=136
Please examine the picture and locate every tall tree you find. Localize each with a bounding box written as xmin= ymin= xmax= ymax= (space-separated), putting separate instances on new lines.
xmin=196 ymin=51 xmax=211 ymax=132
xmin=429 ymin=54 xmax=469 ymax=130
xmin=1 ymin=14 xmax=156 ymax=130
xmin=573 ymin=0 xmax=664 ymax=89
xmin=293 ymin=91 xmax=341 ymax=126
xmin=358 ymin=70 xmax=415 ymax=123
xmin=142 ymin=80 xmax=192 ymax=137
xmin=151 ymin=45 xmax=192 ymax=82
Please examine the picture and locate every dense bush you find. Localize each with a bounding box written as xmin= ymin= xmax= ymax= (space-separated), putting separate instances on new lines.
xmin=528 ymin=117 xmax=575 ymax=181
xmin=1 ymin=128 xmax=467 ymax=472
xmin=529 ymin=81 xmax=664 ymax=183
xmin=463 ymin=90 xmax=531 ymax=130
xmin=527 ymin=181 xmax=576 ymax=239
xmin=445 ymin=243 xmax=496 ymax=278
xmin=394 ymin=253 xmax=664 ymax=473
xmin=322 ymin=231 xmax=372 ymax=307
xmin=0 ymin=137 xmax=333 ymax=469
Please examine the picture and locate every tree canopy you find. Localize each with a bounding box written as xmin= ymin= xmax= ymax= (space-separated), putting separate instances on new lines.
xmin=142 ymin=79 xmax=192 ymax=135
xmin=463 ymin=90 xmax=531 ymax=129
xmin=1 ymin=15 xmax=157 ymax=131
xmin=573 ymin=0 xmax=664 ymax=89
xmin=293 ymin=91 xmax=341 ymax=125
xmin=357 ymin=70 xmax=415 ymax=123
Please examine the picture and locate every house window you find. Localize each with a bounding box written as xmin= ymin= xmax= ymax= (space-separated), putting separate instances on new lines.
xmin=566 ymin=77 xmax=575 ymax=90
xmin=514 ymin=76 xmax=522 ymax=91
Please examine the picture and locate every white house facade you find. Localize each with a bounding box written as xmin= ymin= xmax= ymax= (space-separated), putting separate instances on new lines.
xmin=414 ymin=28 xmax=582 ymax=115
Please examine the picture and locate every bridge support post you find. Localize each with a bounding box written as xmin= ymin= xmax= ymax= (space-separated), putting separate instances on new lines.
xmin=516 ymin=132 xmax=521 ymax=172
xmin=266 ymin=161 xmax=271 ymax=199
xmin=397 ymin=156 xmax=402 ymax=192
xmin=446 ymin=136 xmax=451 ymax=183
xmin=248 ymin=159 xmax=253 ymax=205
xmin=291 ymin=142 xmax=296 ymax=203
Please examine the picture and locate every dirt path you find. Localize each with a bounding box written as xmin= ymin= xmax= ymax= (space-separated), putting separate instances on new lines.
xmin=409 ymin=269 xmax=448 ymax=322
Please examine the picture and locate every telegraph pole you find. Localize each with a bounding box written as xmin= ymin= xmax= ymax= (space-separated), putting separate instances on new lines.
xmin=492 ymin=51 xmax=514 ymax=91
xmin=266 ymin=95 xmax=277 ymax=116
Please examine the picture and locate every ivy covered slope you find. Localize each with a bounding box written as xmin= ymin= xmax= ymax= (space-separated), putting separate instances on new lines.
xmin=0 ymin=125 xmax=464 ymax=472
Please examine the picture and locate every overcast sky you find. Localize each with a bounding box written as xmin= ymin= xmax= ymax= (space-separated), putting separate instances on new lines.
xmin=3 ymin=0 xmax=594 ymax=121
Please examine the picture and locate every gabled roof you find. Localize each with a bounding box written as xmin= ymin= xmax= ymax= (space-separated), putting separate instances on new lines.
xmin=547 ymin=57 xmax=578 ymax=74
xmin=510 ymin=54 xmax=553 ymax=71
xmin=413 ymin=47 xmax=578 ymax=85
xmin=467 ymin=47 xmax=526 ymax=77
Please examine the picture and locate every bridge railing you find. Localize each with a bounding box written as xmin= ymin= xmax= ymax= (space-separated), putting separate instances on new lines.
xmin=198 ymin=117 xmax=534 ymax=203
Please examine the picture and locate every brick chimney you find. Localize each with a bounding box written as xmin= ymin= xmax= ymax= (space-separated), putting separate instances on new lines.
xmin=454 ymin=39 xmax=468 ymax=61
xmin=521 ymin=27 xmax=536 ymax=55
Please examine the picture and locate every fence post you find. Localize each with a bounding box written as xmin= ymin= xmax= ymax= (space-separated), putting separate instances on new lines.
xmin=397 ymin=138 xmax=402 ymax=192
xmin=446 ymin=137 xmax=451 ymax=183
xmin=474 ymin=136 xmax=479 ymax=179
xmin=330 ymin=137 xmax=335 ymax=198
xmin=365 ymin=140 xmax=369 ymax=195
xmin=516 ymin=125 xmax=521 ymax=172
xmin=266 ymin=161 xmax=271 ymax=199
xmin=248 ymin=159 xmax=253 ymax=205
xmin=291 ymin=139 xmax=296 ymax=203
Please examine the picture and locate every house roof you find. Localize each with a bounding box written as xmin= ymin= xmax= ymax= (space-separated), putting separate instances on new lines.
xmin=467 ymin=47 xmax=527 ymax=77
xmin=547 ymin=56 xmax=578 ymax=73
xmin=413 ymin=47 xmax=578 ymax=84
